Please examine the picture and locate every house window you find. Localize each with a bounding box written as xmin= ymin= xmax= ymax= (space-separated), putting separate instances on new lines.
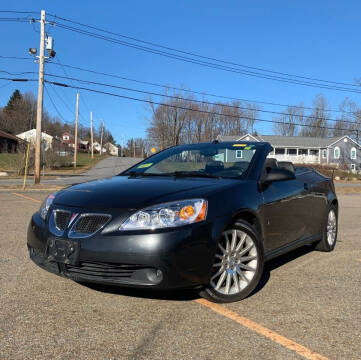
xmin=287 ymin=149 xmax=297 ymax=155
xmin=236 ymin=150 xmax=243 ymax=159
xmin=351 ymin=147 xmax=356 ymax=160
xmin=351 ymin=164 xmax=356 ymax=171
xmin=322 ymin=149 xmax=327 ymax=159
xmin=334 ymin=147 xmax=340 ymax=159
xmin=63 ymin=135 xmax=69 ymax=141
xmin=275 ymin=148 xmax=285 ymax=155
xmin=298 ymin=149 xmax=308 ymax=156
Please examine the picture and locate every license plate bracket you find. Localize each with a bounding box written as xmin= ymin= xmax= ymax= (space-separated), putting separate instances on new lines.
xmin=46 ymin=238 xmax=80 ymax=265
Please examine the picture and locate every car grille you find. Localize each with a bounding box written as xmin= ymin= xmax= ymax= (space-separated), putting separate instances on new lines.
xmin=68 ymin=213 xmax=111 ymax=238
xmin=65 ymin=261 xmax=146 ymax=280
xmin=54 ymin=210 xmax=71 ymax=231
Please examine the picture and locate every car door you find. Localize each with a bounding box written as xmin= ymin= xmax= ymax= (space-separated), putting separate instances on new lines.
xmin=297 ymin=171 xmax=329 ymax=237
xmin=259 ymin=164 xmax=310 ymax=252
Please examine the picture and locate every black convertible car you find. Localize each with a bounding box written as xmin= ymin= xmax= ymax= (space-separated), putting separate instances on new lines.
xmin=27 ymin=141 xmax=338 ymax=303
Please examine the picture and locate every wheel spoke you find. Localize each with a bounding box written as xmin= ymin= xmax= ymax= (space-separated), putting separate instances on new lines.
xmin=225 ymin=273 xmax=231 ymax=294
xmin=213 ymin=262 xmax=222 ymax=267
xmin=236 ymin=268 xmax=250 ymax=283
xmin=233 ymin=273 xmax=240 ymax=292
xmin=231 ymin=230 xmax=237 ymax=250
xmin=215 ymin=271 xmax=227 ymax=290
xmin=211 ymin=268 xmax=224 ymax=281
xmin=215 ymin=254 xmax=223 ymax=260
xmin=218 ymin=243 xmax=226 ymax=254
xmin=239 ymin=263 xmax=256 ymax=271
xmin=239 ymin=255 xmax=257 ymax=262
xmin=226 ymin=236 xmax=231 ymax=252
xmin=235 ymin=232 xmax=247 ymax=252
xmin=238 ymin=242 xmax=254 ymax=257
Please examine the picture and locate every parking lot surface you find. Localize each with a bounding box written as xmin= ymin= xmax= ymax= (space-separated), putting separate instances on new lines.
xmin=0 ymin=191 xmax=360 ymax=360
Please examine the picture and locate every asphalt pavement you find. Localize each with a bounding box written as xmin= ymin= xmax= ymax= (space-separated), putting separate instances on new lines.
xmin=0 ymin=157 xmax=141 ymax=186
xmin=0 ymin=191 xmax=360 ymax=360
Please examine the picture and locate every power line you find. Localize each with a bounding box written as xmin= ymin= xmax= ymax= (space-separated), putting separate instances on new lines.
xmin=46 ymin=83 xmax=88 ymax=127
xmin=49 ymin=13 xmax=360 ymax=88
xmin=0 ymin=17 xmax=32 ymax=22
xmin=0 ymin=10 xmax=38 ymax=14
xmin=45 ymin=79 xmax=357 ymax=133
xmin=44 ymin=72 xmax=360 ymax=125
xmin=0 ymin=76 xmax=36 ymax=81
xmin=53 ymin=56 xmax=92 ymax=125
xmin=4 ymin=54 xmax=360 ymax=114
xmin=0 ymin=55 xmax=30 ymax=60
xmin=44 ymin=84 xmax=68 ymax=123
xmin=52 ymin=22 xmax=361 ymax=94
xmin=0 ymin=70 xmax=37 ymax=76
xmin=48 ymin=61 xmax=358 ymax=115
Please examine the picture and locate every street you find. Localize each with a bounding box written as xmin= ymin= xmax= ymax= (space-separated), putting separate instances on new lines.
xmin=0 ymin=157 xmax=141 ymax=186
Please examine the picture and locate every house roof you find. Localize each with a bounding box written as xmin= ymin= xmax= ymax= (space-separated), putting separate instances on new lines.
xmin=218 ymin=134 xmax=360 ymax=148
xmin=0 ymin=129 xmax=26 ymax=142
xmin=17 ymin=129 xmax=53 ymax=140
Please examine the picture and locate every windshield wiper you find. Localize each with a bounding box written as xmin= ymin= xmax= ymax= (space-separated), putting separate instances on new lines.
xmin=172 ymin=171 xmax=220 ymax=179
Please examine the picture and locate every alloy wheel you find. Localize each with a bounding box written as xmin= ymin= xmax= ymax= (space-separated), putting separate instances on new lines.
xmin=210 ymin=229 xmax=258 ymax=295
xmin=326 ymin=209 xmax=337 ymax=246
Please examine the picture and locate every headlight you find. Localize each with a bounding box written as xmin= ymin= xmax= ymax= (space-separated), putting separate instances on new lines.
xmin=120 ymin=199 xmax=207 ymax=230
xmin=39 ymin=193 xmax=56 ymax=220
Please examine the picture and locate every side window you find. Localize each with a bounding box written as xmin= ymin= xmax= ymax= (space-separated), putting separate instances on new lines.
xmin=334 ymin=147 xmax=340 ymax=159
xmin=236 ymin=150 xmax=243 ymax=159
xmin=351 ymin=147 xmax=356 ymax=160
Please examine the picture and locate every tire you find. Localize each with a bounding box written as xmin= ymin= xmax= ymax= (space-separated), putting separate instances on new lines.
xmin=314 ymin=204 xmax=338 ymax=252
xmin=200 ymin=219 xmax=264 ymax=303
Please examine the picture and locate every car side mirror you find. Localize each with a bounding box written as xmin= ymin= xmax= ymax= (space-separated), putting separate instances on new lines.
xmin=264 ymin=168 xmax=295 ymax=182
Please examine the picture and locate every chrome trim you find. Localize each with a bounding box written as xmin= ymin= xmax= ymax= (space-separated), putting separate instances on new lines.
xmin=49 ymin=209 xmax=71 ymax=237
xmin=68 ymin=213 xmax=112 ymax=239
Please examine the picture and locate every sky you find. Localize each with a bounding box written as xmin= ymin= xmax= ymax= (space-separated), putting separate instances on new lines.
xmin=1 ymin=0 xmax=361 ymax=145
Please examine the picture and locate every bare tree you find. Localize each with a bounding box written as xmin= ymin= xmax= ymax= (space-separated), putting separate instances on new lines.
xmin=299 ymin=94 xmax=329 ymax=137
xmin=273 ymin=105 xmax=304 ymax=136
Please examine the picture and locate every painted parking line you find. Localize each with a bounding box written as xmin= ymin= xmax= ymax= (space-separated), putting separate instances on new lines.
xmin=196 ymin=299 xmax=328 ymax=360
xmin=12 ymin=192 xmax=41 ymax=203
xmin=13 ymin=191 xmax=328 ymax=359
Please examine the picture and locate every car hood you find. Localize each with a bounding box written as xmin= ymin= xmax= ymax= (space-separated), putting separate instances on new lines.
xmin=54 ymin=175 xmax=238 ymax=209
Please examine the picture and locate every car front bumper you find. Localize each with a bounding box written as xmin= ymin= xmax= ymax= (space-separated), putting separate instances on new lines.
xmin=27 ymin=212 xmax=227 ymax=290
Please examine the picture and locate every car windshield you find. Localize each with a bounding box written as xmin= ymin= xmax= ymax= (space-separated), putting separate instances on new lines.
xmin=122 ymin=143 xmax=259 ymax=179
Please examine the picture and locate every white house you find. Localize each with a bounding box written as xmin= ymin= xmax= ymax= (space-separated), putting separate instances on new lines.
xmin=92 ymin=141 xmax=106 ymax=154
xmin=104 ymin=142 xmax=119 ymax=156
xmin=217 ymin=133 xmax=361 ymax=172
xmin=17 ymin=129 xmax=53 ymax=151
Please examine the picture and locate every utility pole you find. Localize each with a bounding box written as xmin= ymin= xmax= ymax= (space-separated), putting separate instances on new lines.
xmin=90 ymin=111 xmax=94 ymax=159
xmin=34 ymin=10 xmax=46 ymax=184
xmin=73 ymin=92 xmax=79 ymax=169
xmin=133 ymin=141 xmax=136 ymax=157
xmin=100 ymin=120 xmax=104 ymax=155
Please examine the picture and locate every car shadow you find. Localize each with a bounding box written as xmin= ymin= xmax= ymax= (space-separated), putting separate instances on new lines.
xmin=76 ymin=281 xmax=200 ymax=302
xmin=76 ymin=244 xmax=315 ymax=302
xmin=249 ymin=244 xmax=315 ymax=298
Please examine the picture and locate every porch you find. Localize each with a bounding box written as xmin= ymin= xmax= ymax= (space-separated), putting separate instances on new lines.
xmin=268 ymin=147 xmax=320 ymax=164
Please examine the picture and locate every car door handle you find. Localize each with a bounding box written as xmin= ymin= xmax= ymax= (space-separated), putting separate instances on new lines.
xmin=304 ymin=183 xmax=309 ymax=190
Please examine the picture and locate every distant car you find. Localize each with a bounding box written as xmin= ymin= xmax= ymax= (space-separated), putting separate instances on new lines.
xmin=27 ymin=142 xmax=338 ymax=303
